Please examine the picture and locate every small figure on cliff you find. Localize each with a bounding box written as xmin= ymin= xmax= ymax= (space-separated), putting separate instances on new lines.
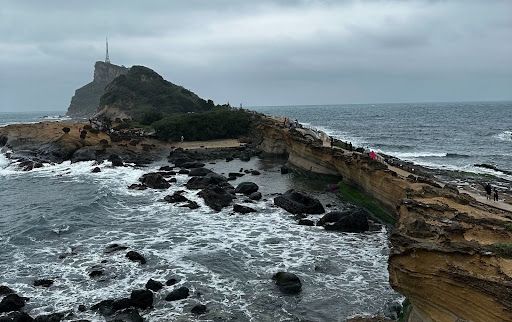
xmin=369 ymin=150 xmax=377 ymax=160
xmin=330 ymin=136 xmax=334 ymax=149
xmin=181 ymin=135 xmax=184 ymax=143
xmin=494 ymin=188 xmax=499 ymax=202
xmin=485 ymin=183 xmax=492 ymax=200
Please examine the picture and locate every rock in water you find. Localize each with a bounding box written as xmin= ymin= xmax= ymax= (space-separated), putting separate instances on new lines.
xmin=130 ymin=289 xmax=153 ymax=309
xmin=186 ymin=173 xmax=230 ymax=190
xmin=274 ymin=190 xmax=325 ymax=214
xmin=233 ymin=204 xmax=256 ymax=214
xmin=34 ymin=312 xmax=64 ymax=322
xmin=0 ymin=294 xmax=28 ymax=313
xmin=165 ymin=287 xmax=190 ymax=301
xmin=248 ymin=192 xmax=262 ymax=201
xmin=164 ymin=192 xmax=189 ymax=203
xmin=318 ymin=209 xmax=369 ymax=233
xmin=188 ymin=167 xmax=212 ymax=177
xmin=91 ymin=167 xmax=101 ymax=173
xmin=234 ymin=182 xmax=259 ymax=195
xmin=191 ymin=304 xmax=207 ymax=315
xmin=0 ymin=311 xmax=34 ymax=322
xmin=107 ymin=308 xmax=143 ymax=322
xmin=198 ymin=186 xmax=235 ymax=211
xmin=139 ymin=173 xmax=170 ymax=189
xmin=145 ymin=279 xmax=163 ymax=292
xmin=0 ymin=285 xmax=15 ymax=296
xmin=272 ymin=272 xmax=302 ymax=294
xmin=126 ymin=251 xmax=146 ymax=264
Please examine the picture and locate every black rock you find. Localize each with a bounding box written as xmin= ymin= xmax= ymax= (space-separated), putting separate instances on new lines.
xmin=108 ymin=154 xmax=124 ymax=167
xmin=186 ymin=173 xmax=230 ymax=190
xmin=181 ymin=161 xmax=205 ymax=169
xmin=191 ymin=304 xmax=207 ymax=315
xmin=145 ymin=279 xmax=163 ymax=292
xmin=104 ymin=243 xmax=129 ymax=254
xmin=139 ymin=173 xmax=170 ymax=189
xmin=78 ymin=305 xmax=87 ymax=312
xmin=274 ymin=190 xmax=325 ymax=215
xmin=165 ymin=287 xmax=189 ymax=301
xmin=0 ymin=285 xmax=15 ymax=296
xmin=91 ymin=299 xmax=115 ymax=316
xmin=188 ymin=167 xmax=212 ymax=177
xmin=225 ymin=157 xmax=234 ymax=162
xmin=33 ymin=279 xmax=53 ymax=288
xmin=234 ymin=182 xmax=259 ymax=195
xmin=272 ymin=272 xmax=302 ymax=294
xmin=233 ymin=204 xmax=256 ymax=214
xmin=318 ymin=209 xmax=369 ymax=233
xmin=168 ymin=177 xmax=177 ymax=183
xmin=130 ymin=289 xmax=153 ymax=310
xmin=164 ymin=192 xmax=188 ymax=203
xmin=0 ymin=294 xmax=28 ymax=313
xmin=178 ymin=169 xmax=190 ymax=174
xmin=111 ymin=298 xmax=133 ymax=312
xmin=248 ymin=192 xmax=262 ymax=201
xmin=180 ymin=201 xmax=200 ymax=209
xmin=159 ymin=166 xmax=174 ymax=171
xmin=250 ymin=170 xmax=261 ymax=175
xmin=126 ymin=251 xmax=146 ymax=264
xmin=199 ymin=186 xmax=235 ymax=211
xmin=0 ymin=311 xmax=34 ymax=322
xmin=298 ymin=219 xmax=315 ymax=226
xmin=107 ymin=308 xmax=143 ymax=322
xmin=88 ymin=270 xmax=104 ymax=278
xmin=128 ymin=184 xmax=147 ymax=190
xmin=34 ymin=312 xmax=64 ymax=322
xmin=280 ymin=166 xmax=289 ymax=174
xmin=165 ymin=278 xmax=178 ymax=286
xmin=91 ymin=167 xmax=101 ymax=173
xmin=240 ymin=154 xmax=251 ymax=162
xmin=228 ymin=172 xmax=244 ymax=178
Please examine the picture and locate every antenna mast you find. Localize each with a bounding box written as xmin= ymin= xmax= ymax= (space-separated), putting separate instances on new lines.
xmin=105 ymin=37 xmax=110 ymax=64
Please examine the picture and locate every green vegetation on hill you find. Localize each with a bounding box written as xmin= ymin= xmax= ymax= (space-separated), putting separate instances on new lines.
xmin=152 ymin=108 xmax=255 ymax=141
xmin=99 ymin=65 xmax=214 ymax=121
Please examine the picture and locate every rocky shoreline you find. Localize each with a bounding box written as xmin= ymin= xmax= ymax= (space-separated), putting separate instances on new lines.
xmin=1 ymin=116 xmax=512 ymax=321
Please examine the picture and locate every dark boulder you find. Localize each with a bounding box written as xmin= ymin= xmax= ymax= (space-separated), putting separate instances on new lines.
xmin=130 ymin=289 xmax=153 ymax=309
xmin=165 ymin=278 xmax=178 ymax=286
xmin=250 ymin=170 xmax=261 ymax=175
xmin=240 ymin=154 xmax=251 ymax=162
xmin=272 ymin=272 xmax=302 ymax=294
xmin=0 ymin=311 xmax=34 ymax=322
xmin=178 ymin=169 xmax=190 ymax=174
xmin=91 ymin=167 xmax=101 ymax=173
xmin=298 ymin=219 xmax=315 ymax=226
xmin=164 ymin=192 xmax=188 ymax=203
xmin=180 ymin=201 xmax=200 ymax=209
xmin=225 ymin=156 xmax=234 ymax=162
xmin=71 ymin=147 xmax=100 ymax=163
xmin=165 ymin=287 xmax=189 ymax=301
xmin=88 ymin=269 xmax=104 ymax=278
xmin=108 ymin=154 xmax=124 ymax=167
xmin=78 ymin=304 xmax=87 ymax=312
xmin=318 ymin=209 xmax=369 ymax=233
xmin=104 ymin=243 xmax=128 ymax=254
xmin=199 ymin=186 xmax=235 ymax=211
xmin=0 ymin=286 xmax=15 ymax=296
xmin=274 ymin=190 xmax=325 ymax=215
xmin=248 ymin=192 xmax=262 ymax=201
xmin=228 ymin=172 xmax=244 ymax=178
xmin=188 ymin=167 xmax=212 ymax=177
xmin=186 ymin=173 xmax=230 ymax=190
xmin=0 ymin=294 xmax=28 ymax=313
xmin=33 ymin=279 xmax=53 ymax=288
xmin=159 ymin=166 xmax=174 ymax=171
xmin=111 ymin=297 xmax=134 ymax=312
xmin=233 ymin=204 xmax=256 ymax=214
xmin=126 ymin=251 xmax=146 ymax=264
xmin=128 ymin=184 xmax=147 ymax=190
xmin=107 ymin=309 xmax=143 ymax=322
xmin=280 ymin=166 xmax=289 ymax=174
xmin=145 ymin=279 xmax=163 ymax=292
xmin=61 ymin=127 xmax=70 ymax=134
xmin=34 ymin=313 xmax=64 ymax=322
xmin=234 ymin=182 xmax=259 ymax=195
xmin=181 ymin=161 xmax=205 ymax=169
xmin=191 ymin=304 xmax=207 ymax=315
xmin=139 ymin=173 xmax=170 ymax=189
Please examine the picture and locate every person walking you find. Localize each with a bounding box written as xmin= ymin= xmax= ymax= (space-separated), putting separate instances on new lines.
xmin=180 ymin=135 xmax=184 ymax=143
xmin=494 ymin=188 xmax=499 ymax=202
xmin=485 ymin=183 xmax=492 ymax=200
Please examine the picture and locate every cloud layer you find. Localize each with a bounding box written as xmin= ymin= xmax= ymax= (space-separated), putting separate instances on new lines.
xmin=1 ymin=0 xmax=511 ymax=111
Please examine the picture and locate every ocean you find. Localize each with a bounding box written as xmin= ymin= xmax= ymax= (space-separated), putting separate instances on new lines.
xmin=251 ymin=101 xmax=512 ymax=181
xmin=0 ymin=101 xmax=509 ymax=321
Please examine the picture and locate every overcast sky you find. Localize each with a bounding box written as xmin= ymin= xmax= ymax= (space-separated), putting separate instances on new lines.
xmin=0 ymin=0 xmax=511 ymax=112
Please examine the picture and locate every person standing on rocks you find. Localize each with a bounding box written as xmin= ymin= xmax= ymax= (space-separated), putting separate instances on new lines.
xmin=494 ymin=188 xmax=499 ymax=202
xmin=485 ymin=183 xmax=492 ymax=200
xmin=181 ymin=135 xmax=184 ymax=143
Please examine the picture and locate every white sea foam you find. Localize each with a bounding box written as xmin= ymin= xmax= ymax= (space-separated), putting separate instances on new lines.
xmin=494 ymin=130 xmax=512 ymax=142
xmin=384 ymin=151 xmax=447 ymax=159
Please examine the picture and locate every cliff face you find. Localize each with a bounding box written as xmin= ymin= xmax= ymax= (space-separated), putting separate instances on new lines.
xmin=66 ymin=61 xmax=129 ymax=117
xmin=257 ymin=118 xmax=512 ymax=322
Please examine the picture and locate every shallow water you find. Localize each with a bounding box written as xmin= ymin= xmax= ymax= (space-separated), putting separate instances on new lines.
xmin=0 ymin=156 xmax=399 ymax=321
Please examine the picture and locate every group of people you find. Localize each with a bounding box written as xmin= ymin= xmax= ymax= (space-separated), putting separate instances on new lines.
xmin=283 ymin=117 xmax=300 ymax=129
xmin=485 ymin=183 xmax=500 ymax=202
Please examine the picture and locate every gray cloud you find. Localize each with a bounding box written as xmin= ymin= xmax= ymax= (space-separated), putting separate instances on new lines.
xmin=0 ymin=0 xmax=511 ymax=111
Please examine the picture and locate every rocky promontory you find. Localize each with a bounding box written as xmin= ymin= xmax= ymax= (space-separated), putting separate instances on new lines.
xmin=67 ymin=61 xmax=129 ymax=117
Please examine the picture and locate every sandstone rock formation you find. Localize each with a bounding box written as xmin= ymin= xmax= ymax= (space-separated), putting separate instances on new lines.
xmin=67 ymin=61 xmax=128 ymax=117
